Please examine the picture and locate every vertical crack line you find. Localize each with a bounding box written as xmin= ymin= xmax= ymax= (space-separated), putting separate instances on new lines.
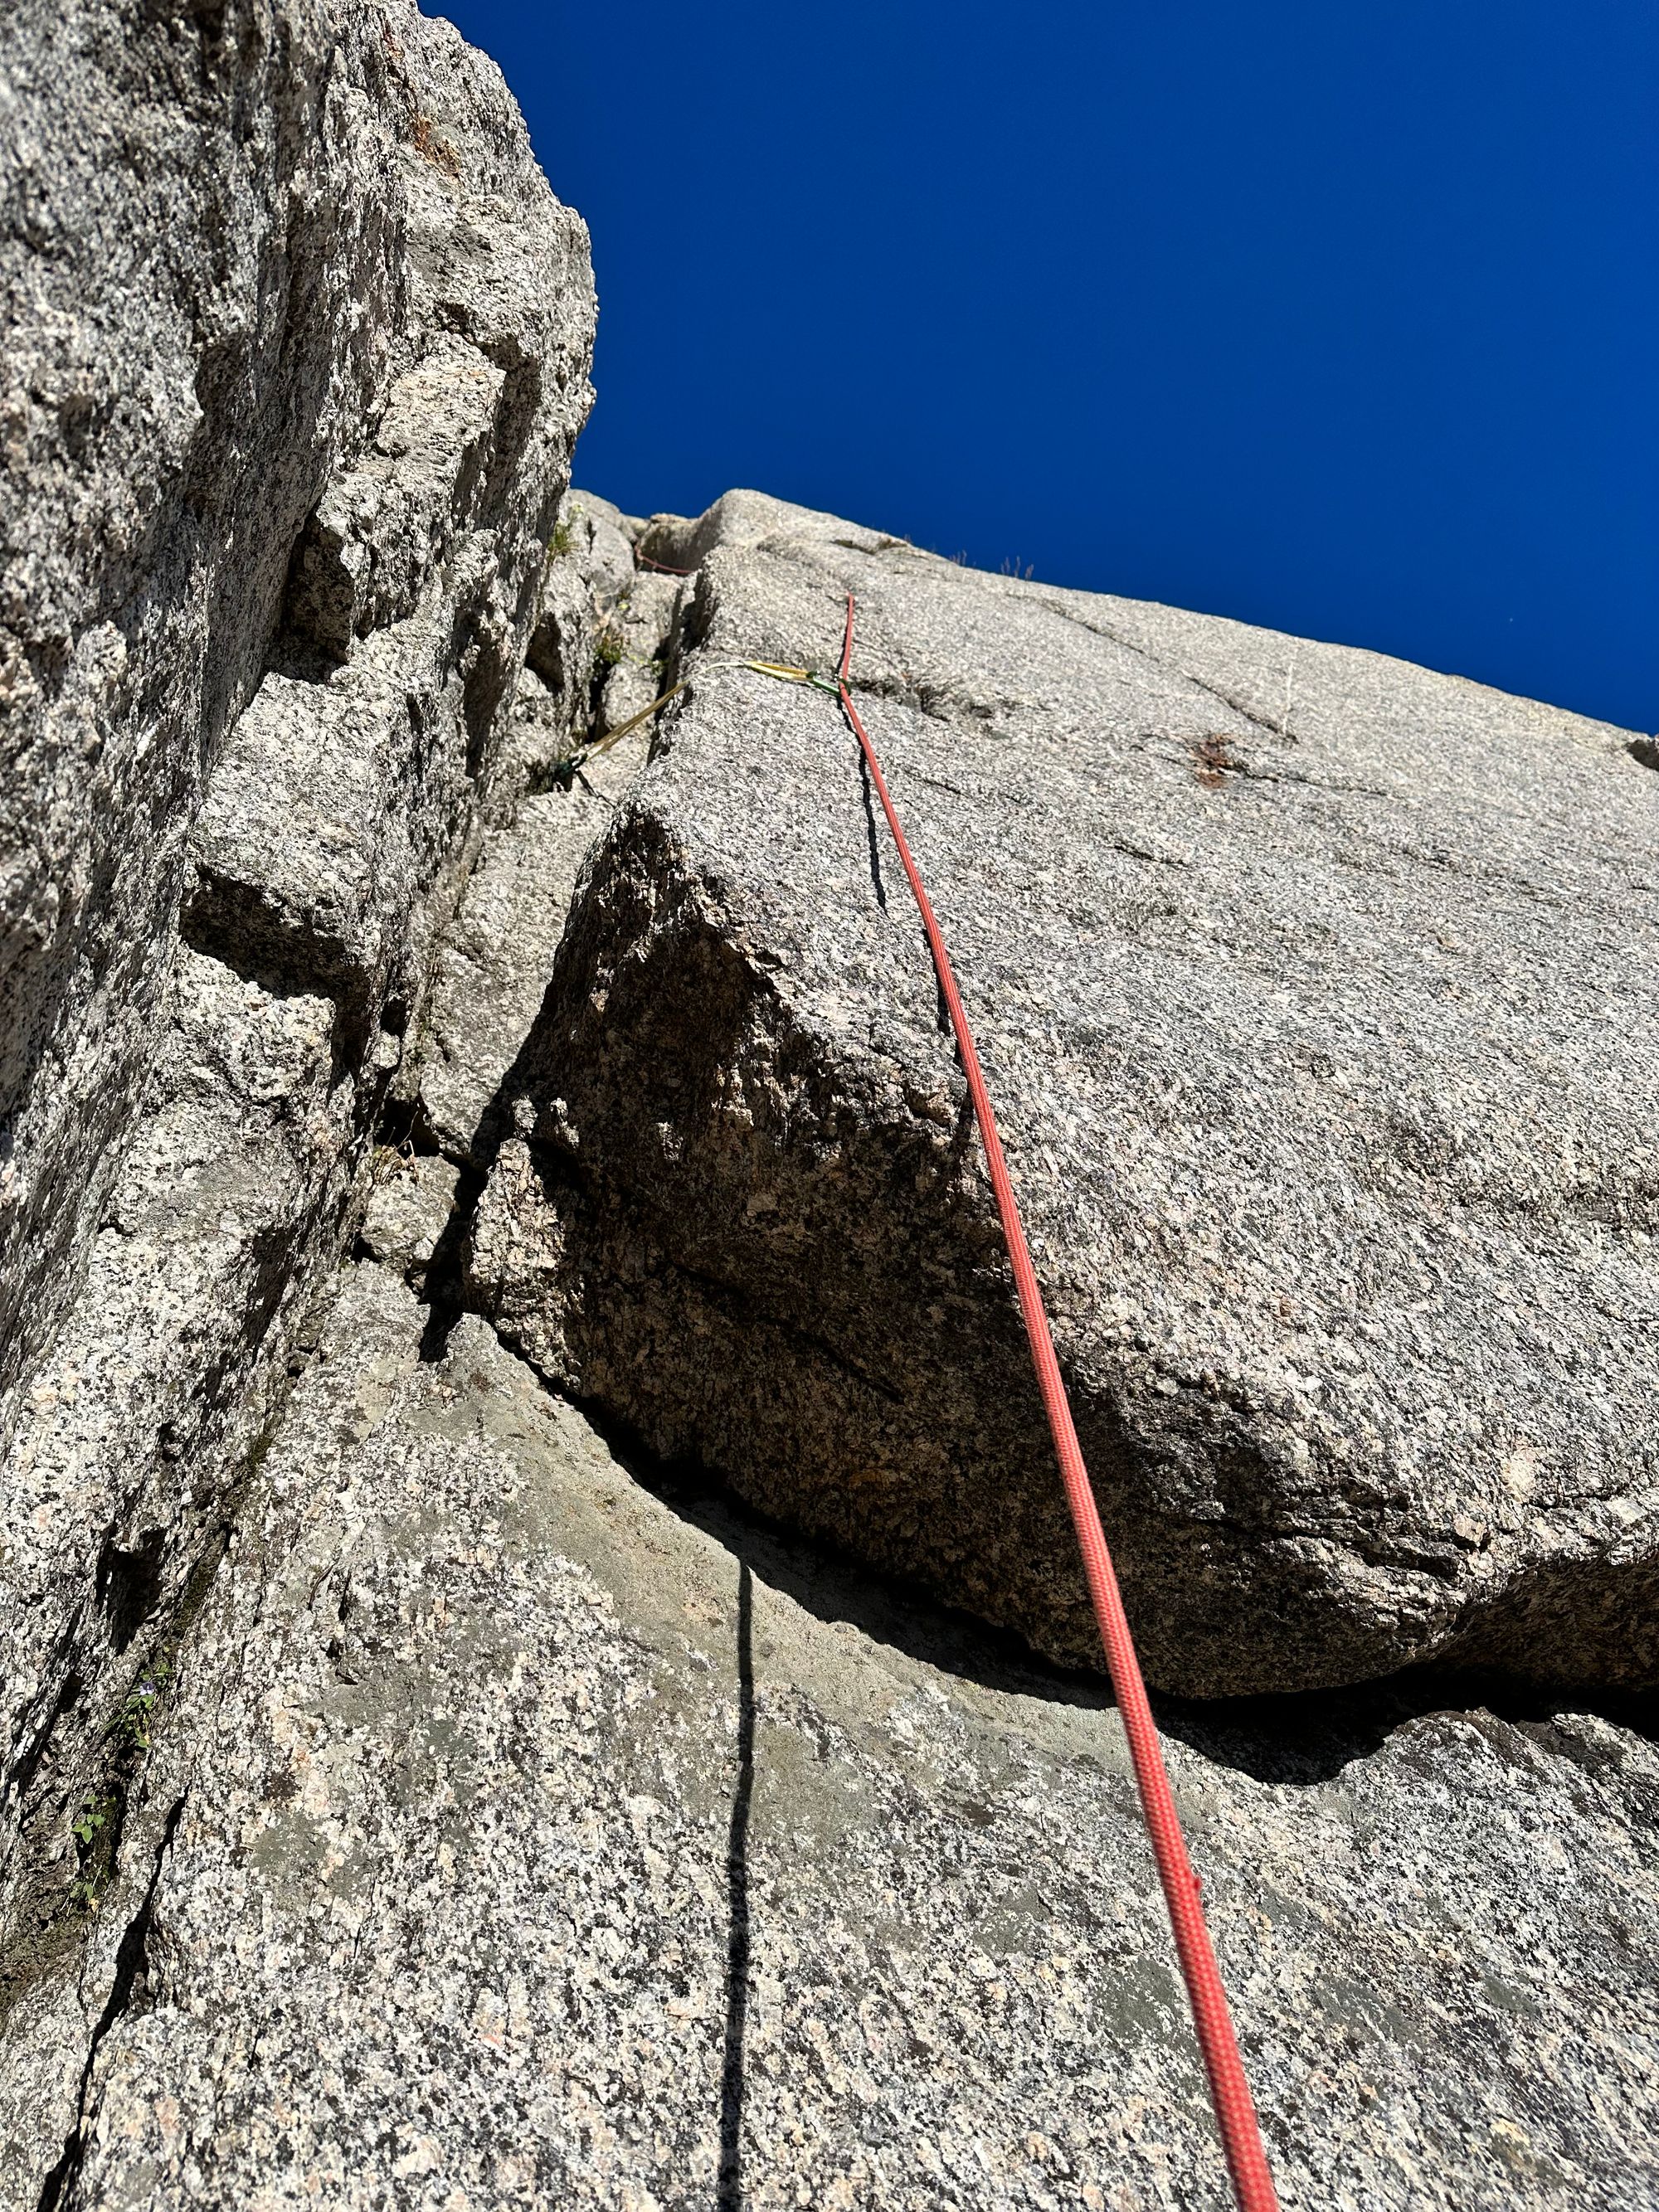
xmin=856 ymin=745 xmax=889 ymax=913
xmin=717 ymin=1562 xmax=755 ymax=2211
xmin=36 ymin=1795 xmax=186 ymax=2212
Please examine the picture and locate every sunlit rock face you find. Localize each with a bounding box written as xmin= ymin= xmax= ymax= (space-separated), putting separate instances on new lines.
xmin=0 ymin=5 xmax=592 ymax=2187
xmin=2 ymin=4 xmax=1657 ymax=2195
xmin=470 ymin=491 xmax=1659 ymax=1699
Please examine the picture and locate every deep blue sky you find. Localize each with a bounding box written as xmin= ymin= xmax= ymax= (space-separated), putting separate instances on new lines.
xmin=443 ymin=2 xmax=1656 ymax=731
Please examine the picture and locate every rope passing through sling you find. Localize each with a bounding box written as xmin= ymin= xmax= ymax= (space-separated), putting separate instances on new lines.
xmin=832 ymin=594 xmax=1281 ymax=2212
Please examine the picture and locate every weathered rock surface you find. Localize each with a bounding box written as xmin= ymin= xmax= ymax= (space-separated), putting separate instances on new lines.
xmin=416 ymin=780 xmax=620 ymax=1161
xmin=0 ymin=0 xmax=593 ymax=2132
xmin=469 ymin=493 xmax=1659 ymax=1698
xmin=4 ymin=370 xmax=1656 ymax=2198
xmin=513 ymin=488 xmax=643 ymax=770
xmin=4 ymin=1253 xmax=1651 ymax=2210
xmin=413 ymin=489 xmax=672 ymax=1164
xmin=0 ymin=0 xmax=590 ymax=1394
xmin=4 ymin=0 xmax=1657 ymax=2185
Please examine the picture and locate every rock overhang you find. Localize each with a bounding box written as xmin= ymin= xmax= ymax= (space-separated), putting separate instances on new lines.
xmin=469 ymin=503 xmax=1659 ymax=1697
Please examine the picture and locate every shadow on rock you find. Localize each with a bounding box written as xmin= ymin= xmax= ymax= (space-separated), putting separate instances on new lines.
xmin=570 ymin=1392 xmax=1659 ymax=1787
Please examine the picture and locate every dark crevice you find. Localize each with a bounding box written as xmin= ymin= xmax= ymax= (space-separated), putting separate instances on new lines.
xmin=36 ymin=1795 xmax=186 ymax=2212
xmin=273 ymin=508 xmax=357 ymax=669
xmin=417 ymin=1157 xmax=489 ymax=1364
xmin=1159 ymin=1669 xmax=1659 ymax=1788
xmin=460 ymin=618 xmax=512 ymax=785
xmin=4 ymin=1652 xmax=86 ymax=1822
xmin=177 ymin=874 xmax=367 ymax=1082
xmin=373 ymin=1087 xmax=450 ymax=1164
xmin=462 ymin=1291 xmax=1659 ymax=1794
xmin=94 ymin=1533 xmax=165 ymax=1658
xmin=854 ymin=745 xmax=888 ymax=912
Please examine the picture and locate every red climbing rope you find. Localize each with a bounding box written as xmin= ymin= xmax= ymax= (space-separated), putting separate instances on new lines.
xmin=834 ymin=595 xmax=1281 ymax=2212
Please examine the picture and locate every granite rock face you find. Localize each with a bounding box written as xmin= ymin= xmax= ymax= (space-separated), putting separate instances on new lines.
xmin=4 ymin=0 xmax=1657 ymax=2182
xmin=6 ymin=1255 xmax=1652 ymax=2210
xmin=2 ymin=354 xmax=1656 ymax=2200
xmin=469 ymin=493 xmax=1659 ymax=1698
xmin=0 ymin=0 xmax=590 ymax=1395
xmin=416 ymin=491 xmax=670 ymax=1164
xmin=0 ymin=0 xmax=593 ymax=2107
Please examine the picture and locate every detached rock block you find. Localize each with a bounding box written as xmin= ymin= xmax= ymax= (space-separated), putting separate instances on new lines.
xmin=472 ymin=497 xmax=1659 ymax=1697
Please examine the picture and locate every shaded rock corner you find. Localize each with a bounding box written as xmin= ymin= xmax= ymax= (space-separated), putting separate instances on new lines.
xmin=3 ymin=7 xmax=1658 ymax=2210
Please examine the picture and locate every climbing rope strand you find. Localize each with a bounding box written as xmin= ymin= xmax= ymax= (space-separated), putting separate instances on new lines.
xmin=834 ymin=595 xmax=1281 ymax=2212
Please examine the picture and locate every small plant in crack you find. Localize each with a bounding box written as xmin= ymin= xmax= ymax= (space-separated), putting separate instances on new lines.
xmin=111 ymin=1662 xmax=171 ymax=1756
xmin=72 ymin=1800 xmax=108 ymax=1850
xmin=64 ymin=1660 xmax=177 ymax=1913
xmin=548 ymin=516 xmax=577 ymax=559
xmin=70 ymin=1795 xmax=114 ymax=1910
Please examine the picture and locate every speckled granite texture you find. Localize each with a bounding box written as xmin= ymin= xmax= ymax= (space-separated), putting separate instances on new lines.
xmin=4 ymin=1259 xmax=1652 ymax=2210
xmin=4 ymin=451 xmax=1657 ymax=2201
xmin=469 ymin=493 xmax=1659 ymax=1698
xmin=0 ymin=0 xmax=594 ymax=2173
xmin=5 ymin=5 xmax=1657 ymax=2182
xmin=0 ymin=0 xmax=591 ymax=1396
